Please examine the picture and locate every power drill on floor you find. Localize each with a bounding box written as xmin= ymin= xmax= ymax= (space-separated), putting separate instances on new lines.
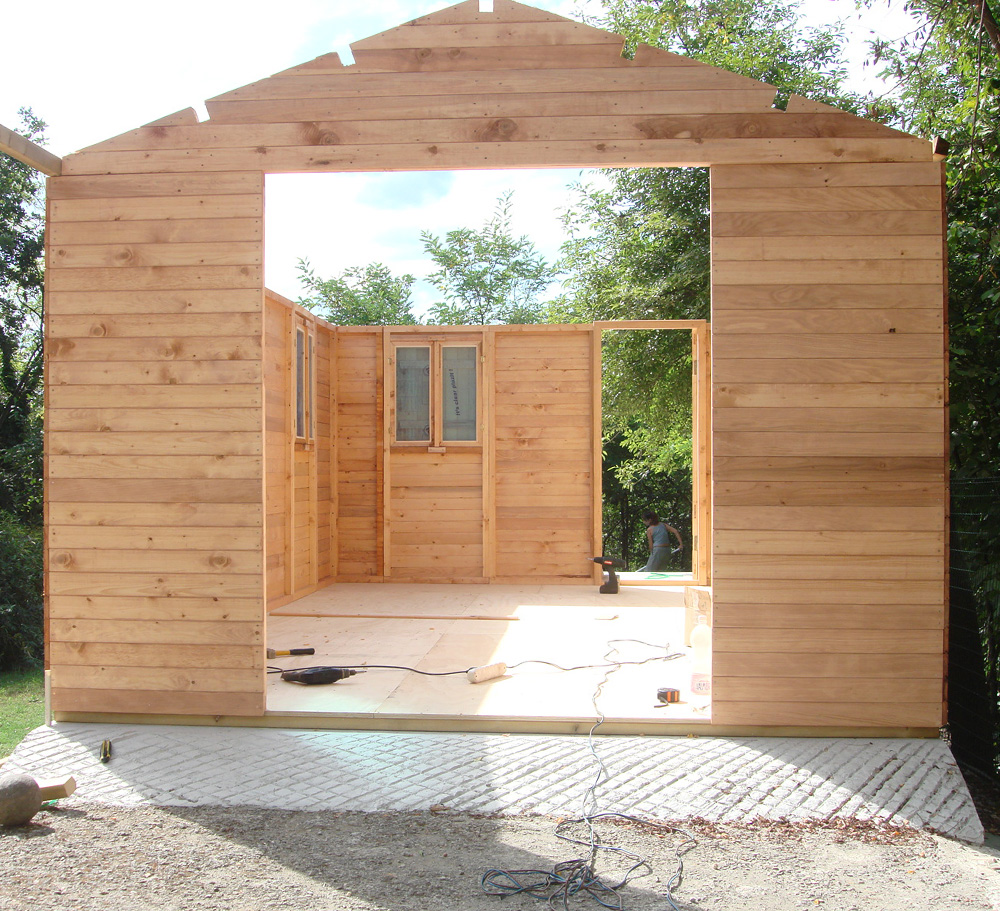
xmin=280 ymin=667 xmax=366 ymax=685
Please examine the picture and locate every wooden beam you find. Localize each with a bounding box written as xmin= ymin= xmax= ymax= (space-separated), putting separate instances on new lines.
xmin=0 ymin=122 xmax=62 ymax=176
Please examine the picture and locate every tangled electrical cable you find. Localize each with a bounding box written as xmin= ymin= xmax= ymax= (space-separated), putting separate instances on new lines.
xmin=480 ymin=640 xmax=697 ymax=911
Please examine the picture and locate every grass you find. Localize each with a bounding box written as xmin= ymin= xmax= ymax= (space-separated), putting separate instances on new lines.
xmin=0 ymin=666 xmax=45 ymax=758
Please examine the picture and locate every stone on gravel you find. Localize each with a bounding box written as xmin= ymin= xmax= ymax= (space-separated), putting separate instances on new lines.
xmin=0 ymin=773 xmax=42 ymax=827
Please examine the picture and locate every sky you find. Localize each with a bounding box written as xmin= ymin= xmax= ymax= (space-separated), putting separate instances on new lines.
xmin=2 ymin=0 xmax=918 ymax=316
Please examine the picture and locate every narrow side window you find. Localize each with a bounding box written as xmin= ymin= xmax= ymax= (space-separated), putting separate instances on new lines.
xmin=308 ymin=333 xmax=316 ymax=440
xmin=295 ymin=327 xmax=306 ymax=439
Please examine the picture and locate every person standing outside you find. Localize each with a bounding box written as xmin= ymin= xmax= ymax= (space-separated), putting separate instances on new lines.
xmin=639 ymin=511 xmax=683 ymax=572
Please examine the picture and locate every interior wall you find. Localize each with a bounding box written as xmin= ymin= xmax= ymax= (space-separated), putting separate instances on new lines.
xmin=709 ymin=162 xmax=948 ymax=728
xmin=334 ymin=328 xmax=383 ymax=580
xmin=264 ymin=290 xmax=334 ymax=606
xmin=493 ymin=327 xmax=597 ymax=582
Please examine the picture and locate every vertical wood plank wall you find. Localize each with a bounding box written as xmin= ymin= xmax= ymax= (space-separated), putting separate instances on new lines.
xmin=493 ymin=329 xmax=595 ymax=581
xmin=45 ymin=171 xmax=266 ymax=716
xmin=709 ymin=162 xmax=947 ymax=728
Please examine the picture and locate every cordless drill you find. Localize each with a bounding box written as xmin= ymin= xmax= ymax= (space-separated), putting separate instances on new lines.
xmin=280 ymin=667 xmax=366 ymax=685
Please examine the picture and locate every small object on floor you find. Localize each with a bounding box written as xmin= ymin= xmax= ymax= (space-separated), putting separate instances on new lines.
xmin=0 ymin=772 xmax=42 ymax=827
xmin=100 ymin=739 xmax=113 ymax=763
xmin=657 ymin=687 xmax=681 ymax=704
xmin=266 ymin=647 xmax=315 ymax=659
xmin=591 ymin=556 xmax=624 ymax=594
xmin=467 ymin=662 xmax=507 ymax=683
xmin=35 ymin=775 xmax=77 ymax=802
xmin=280 ymin=666 xmax=365 ymax=685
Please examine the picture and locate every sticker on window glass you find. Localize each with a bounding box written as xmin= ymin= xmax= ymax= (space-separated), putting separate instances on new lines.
xmin=442 ymin=346 xmax=477 ymax=441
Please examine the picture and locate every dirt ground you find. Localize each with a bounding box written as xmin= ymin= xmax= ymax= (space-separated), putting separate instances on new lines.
xmin=1 ymin=804 xmax=998 ymax=911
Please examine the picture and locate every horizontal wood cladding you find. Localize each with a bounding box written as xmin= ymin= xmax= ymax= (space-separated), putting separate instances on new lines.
xmin=709 ymin=162 xmax=946 ymax=729
xmin=335 ymin=330 xmax=381 ymax=578
xmin=62 ymin=137 xmax=928 ymax=176
xmin=493 ymin=329 xmax=594 ymax=578
xmin=45 ymin=169 xmax=266 ymax=718
xmin=83 ymin=113 xmax=899 ymax=155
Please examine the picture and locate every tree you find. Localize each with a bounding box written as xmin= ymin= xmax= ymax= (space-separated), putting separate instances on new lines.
xmin=862 ymin=0 xmax=999 ymax=475
xmin=296 ymin=259 xmax=418 ymax=326
xmin=0 ymin=108 xmax=45 ymax=525
xmin=0 ymin=108 xmax=46 ymax=668
xmin=558 ymin=0 xmax=864 ymax=557
xmin=859 ymin=0 xmax=1000 ymax=776
xmin=421 ymin=192 xmax=557 ymax=325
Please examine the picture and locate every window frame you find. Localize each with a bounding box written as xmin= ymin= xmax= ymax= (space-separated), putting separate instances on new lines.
xmin=391 ymin=338 xmax=482 ymax=449
xmin=293 ymin=323 xmax=316 ymax=444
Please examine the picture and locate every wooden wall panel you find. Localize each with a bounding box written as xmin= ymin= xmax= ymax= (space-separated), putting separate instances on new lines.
xmin=46 ymin=170 xmax=265 ymax=717
xmin=709 ymin=161 xmax=947 ymax=729
xmin=493 ymin=329 xmax=596 ymax=580
xmin=335 ymin=330 xmax=381 ymax=579
xmin=389 ymin=449 xmax=484 ymax=581
xmin=43 ymin=0 xmax=946 ymax=730
xmin=264 ymin=294 xmax=290 ymax=602
xmin=263 ymin=291 xmax=335 ymax=605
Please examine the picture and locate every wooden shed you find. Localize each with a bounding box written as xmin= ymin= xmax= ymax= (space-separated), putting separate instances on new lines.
xmin=43 ymin=0 xmax=947 ymax=735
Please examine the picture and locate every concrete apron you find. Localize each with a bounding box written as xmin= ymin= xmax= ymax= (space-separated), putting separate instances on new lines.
xmin=4 ymin=723 xmax=984 ymax=844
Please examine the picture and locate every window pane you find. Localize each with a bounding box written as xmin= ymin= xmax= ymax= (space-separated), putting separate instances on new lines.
xmin=396 ymin=346 xmax=430 ymax=441
xmin=442 ymin=346 xmax=477 ymax=441
xmin=308 ymin=334 xmax=315 ymax=440
xmin=295 ymin=329 xmax=305 ymax=438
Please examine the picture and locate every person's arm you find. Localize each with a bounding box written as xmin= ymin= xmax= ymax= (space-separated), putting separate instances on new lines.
xmin=646 ymin=525 xmax=654 ymax=552
xmin=665 ymin=524 xmax=683 ymax=550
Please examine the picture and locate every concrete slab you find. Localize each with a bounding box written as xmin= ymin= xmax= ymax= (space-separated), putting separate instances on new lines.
xmin=5 ymin=724 xmax=983 ymax=843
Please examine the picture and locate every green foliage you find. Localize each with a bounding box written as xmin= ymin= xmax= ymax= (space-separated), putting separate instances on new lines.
xmin=861 ymin=0 xmax=1000 ymax=776
xmin=0 ymin=511 xmax=43 ymax=671
xmin=862 ymin=0 xmax=1000 ymax=476
xmin=0 ymin=110 xmax=45 ymax=673
xmin=560 ymin=0 xmax=862 ymax=550
xmin=0 ymin=109 xmax=45 ymax=460
xmin=595 ymin=0 xmax=862 ymax=109
xmin=602 ymin=433 xmax=692 ymax=570
xmin=297 ymin=259 xmax=418 ymax=326
xmin=0 ymin=665 xmax=44 ymax=756
xmin=422 ymin=192 xmax=557 ymax=325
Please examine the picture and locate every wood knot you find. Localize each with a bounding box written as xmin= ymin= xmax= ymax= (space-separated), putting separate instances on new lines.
xmin=427 ymin=145 xmax=439 ymax=155
xmin=480 ymin=118 xmax=517 ymax=142
xmin=210 ymin=554 xmax=232 ymax=569
xmin=447 ymin=48 xmax=461 ymax=59
xmin=302 ymin=122 xmax=340 ymax=146
xmin=417 ymin=47 xmax=433 ymax=59
xmin=53 ymin=552 xmax=74 ymax=567
xmin=114 ymin=247 xmax=135 ymax=264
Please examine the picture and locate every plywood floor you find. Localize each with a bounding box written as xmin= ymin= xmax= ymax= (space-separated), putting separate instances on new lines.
xmin=265 ymin=583 xmax=710 ymax=731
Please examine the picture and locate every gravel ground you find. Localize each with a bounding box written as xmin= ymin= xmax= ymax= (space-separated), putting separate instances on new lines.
xmin=1 ymin=805 xmax=998 ymax=911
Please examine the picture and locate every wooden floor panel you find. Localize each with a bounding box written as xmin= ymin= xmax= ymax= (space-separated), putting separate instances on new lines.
xmin=265 ymin=583 xmax=701 ymax=725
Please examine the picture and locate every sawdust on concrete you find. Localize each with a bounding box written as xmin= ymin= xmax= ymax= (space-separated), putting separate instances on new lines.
xmin=1 ymin=804 xmax=998 ymax=910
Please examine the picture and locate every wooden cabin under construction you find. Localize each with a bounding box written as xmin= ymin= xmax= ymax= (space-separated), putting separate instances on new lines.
xmin=41 ymin=0 xmax=948 ymax=735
